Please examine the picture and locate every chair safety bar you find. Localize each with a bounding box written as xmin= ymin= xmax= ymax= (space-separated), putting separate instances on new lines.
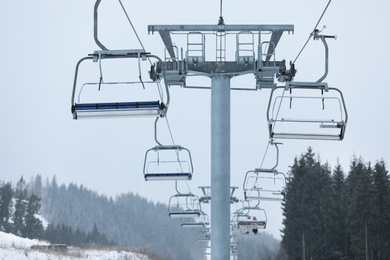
xmin=144 ymin=172 xmax=192 ymax=181
xmin=169 ymin=211 xmax=201 ymax=218
xmin=181 ymin=212 xmax=209 ymax=228
xmin=181 ymin=222 xmax=208 ymax=228
xmin=72 ymin=101 xmax=165 ymax=119
xmin=237 ymin=220 xmax=267 ymax=229
xmin=245 ymin=190 xmax=285 ymax=202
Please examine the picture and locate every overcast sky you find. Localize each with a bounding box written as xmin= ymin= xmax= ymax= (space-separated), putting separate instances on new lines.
xmin=1 ymin=0 xmax=389 ymax=239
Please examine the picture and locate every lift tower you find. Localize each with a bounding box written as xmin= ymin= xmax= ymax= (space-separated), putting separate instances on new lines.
xmin=149 ymin=18 xmax=294 ymax=260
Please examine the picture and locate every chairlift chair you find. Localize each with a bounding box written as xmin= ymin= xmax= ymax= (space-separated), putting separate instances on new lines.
xmin=243 ymin=140 xmax=285 ymax=201
xmin=230 ymin=241 xmax=239 ymax=259
xmin=235 ymin=206 xmax=267 ymax=231
xmin=168 ymin=193 xmax=202 ymax=218
xmin=243 ymin=168 xmax=286 ymax=201
xmin=71 ymin=49 xmax=169 ymax=119
xmin=230 ymin=211 xmax=246 ymax=231
xmin=143 ymin=145 xmax=193 ymax=181
xmin=199 ymin=186 xmax=239 ymax=204
xmin=267 ymin=81 xmax=348 ymax=140
xmin=197 ymin=229 xmax=211 ymax=245
xmin=181 ymin=211 xmax=209 ymax=228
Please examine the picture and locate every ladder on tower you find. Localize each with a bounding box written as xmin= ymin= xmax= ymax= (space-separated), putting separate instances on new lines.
xmin=257 ymin=41 xmax=278 ymax=88
xmin=186 ymin=32 xmax=205 ymax=64
xmin=236 ymin=31 xmax=255 ymax=64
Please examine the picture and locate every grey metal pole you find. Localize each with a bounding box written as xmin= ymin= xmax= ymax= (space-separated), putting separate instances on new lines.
xmin=211 ymin=75 xmax=231 ymax=260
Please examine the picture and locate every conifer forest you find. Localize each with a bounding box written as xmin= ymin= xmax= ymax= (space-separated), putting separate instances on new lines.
xmin=1 ymin=147 xmax=389 ymax=259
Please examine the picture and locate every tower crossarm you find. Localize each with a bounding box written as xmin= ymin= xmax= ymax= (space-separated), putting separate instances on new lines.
xmin=148 ymin=24 xmax=294 ymax=34
xmin=148 ymin=24 xmax=294 ymax=89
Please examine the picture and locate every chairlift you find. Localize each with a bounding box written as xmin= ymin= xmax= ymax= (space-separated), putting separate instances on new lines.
xmin=196 ymin=232 xmax=211 ymax=249
xmin=230 ymin=241 xmax=239 ymax=259
xmin=199 ymin=186 xmax=239 ymax=204
xmin=243 ymin=140 xmax=286 ymax=201
xmin=243 ymin=169 xmax=286 ymax=202
xmin=143 ymin=144 xmax=193 ymax=181
xmin=230 ymin=241 xmax=238 ymax=251
xmin=143 ymin=117 xmax=194 ymax=181
xmin=168 ymin=193 xmax=202 ymax=218
xmin=197 ymin=229 xmax=211 ymax=245
xmin=231 ymin=211 xmax=247 ymax=231
xmin=267 ymin=29 xmax=347 ymax=140
xmin=71 ymin=49 xmax=169 ymax=119
xmin=181 ymin=211 xmax=209 ymax=228
xmin=267 ymin=81 xmax=348 ymax=140
xmin=235 ymin=206 xmax=267 ymax=232
xmin=199 ymin=246 xmax=211 ymax=258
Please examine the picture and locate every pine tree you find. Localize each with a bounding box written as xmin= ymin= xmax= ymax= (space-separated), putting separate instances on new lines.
xmin=32 ymin=174 xmax=43 ymax=198
xmin=43 ymin=223 xmax=57 ymax=243
xmin=88 ymin=223 xmax=112 ymax=246
xmin=41 ymin=175 xmax=59 ymax=219
xmin=329 ymin=163 xmax=349 ymax=258
xmin=311 ymin=162 xmax=333 ymax=259
xmin=13 ymin=176 xmax=28 ymax=236
xmin=281 ymin=155 xmax=307 ymax=260
xmin=24 ymin=194 xmax=44 ymax=239
xmin=370 ymin=160 xmax=390 ymax=259
xmin=281 ymin=152 xmax=390 ymax=260
xmin=281 ymin=147 xmax=334 ymax=259
xmin=345 ymin=157 xmax=373 ymax=259
xmin=0 ymin=182 xmax=13 ymax=232
xmin=74 ymin=226 xmax=88 ymax=246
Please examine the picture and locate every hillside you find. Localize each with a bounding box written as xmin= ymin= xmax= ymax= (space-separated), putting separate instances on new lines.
xmin=1 ymin=175 xmax=283 ymax=259
xmin=37 ymin=176 xmax=202 ymax=259
xmin=0 ymin=231 xmax=150 ymax=260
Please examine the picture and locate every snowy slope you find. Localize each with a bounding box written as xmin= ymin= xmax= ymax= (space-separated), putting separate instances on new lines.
xmin=0 ymin=232 xmax=150 ymax=260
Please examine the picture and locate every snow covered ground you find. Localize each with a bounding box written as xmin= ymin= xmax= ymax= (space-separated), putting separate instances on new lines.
xmin=0 ymin=232 xmax=150 ymax=260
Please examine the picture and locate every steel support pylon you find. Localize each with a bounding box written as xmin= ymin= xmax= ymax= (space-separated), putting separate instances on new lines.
xmin=211 ymin=75 xmax=231 ymax=260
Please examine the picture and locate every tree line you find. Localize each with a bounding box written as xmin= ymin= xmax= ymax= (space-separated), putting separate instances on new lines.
xmin=0 ymin=177 xmax=43 ymax=239
xmin=281 ymin=147 xmax=390 ymax=259
xmin=1 ymin=174 xmax=205 ymax=259
xmin=44 ymin=222 xmax=114 ymax=246
xmin=0 ymin=176 xmax=113 ymax=247
xmin=35 ymin=175 xmax=202 ymax=260
xmin=3 ymin=147 xmax=388 ymax=259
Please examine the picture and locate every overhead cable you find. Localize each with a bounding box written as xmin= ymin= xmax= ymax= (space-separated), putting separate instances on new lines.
xmin=117 ymin=0 xmax=153 ymax=65
xmin=292 ymin=0 xmax=332 ymax=64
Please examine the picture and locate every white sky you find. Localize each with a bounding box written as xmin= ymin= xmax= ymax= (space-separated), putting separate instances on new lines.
xmin=1 ymin=0 xmax=389 ymax=239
